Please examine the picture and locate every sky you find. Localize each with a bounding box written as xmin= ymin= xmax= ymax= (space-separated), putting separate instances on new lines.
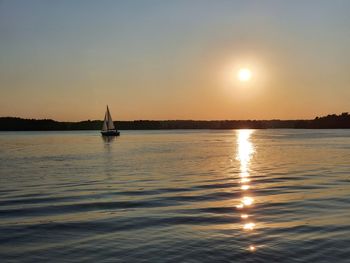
xmin=1 ymin=0 xmax=349 ymax=121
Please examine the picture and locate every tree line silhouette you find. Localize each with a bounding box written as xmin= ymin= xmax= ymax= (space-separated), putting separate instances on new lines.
xmin=0 ymin=113 xmax=349 ymax=131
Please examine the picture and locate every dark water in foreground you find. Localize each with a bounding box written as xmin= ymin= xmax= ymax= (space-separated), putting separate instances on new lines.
xmin=0 ymin=130 xmax=349 ymax=262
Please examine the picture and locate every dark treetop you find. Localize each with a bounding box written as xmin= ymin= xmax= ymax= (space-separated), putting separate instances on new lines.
xmin=0 ymin=113 xmax=349 ymax=131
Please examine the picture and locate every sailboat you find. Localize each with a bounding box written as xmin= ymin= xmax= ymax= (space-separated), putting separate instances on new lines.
xmin=101 ymin=105 xmax=120 ymax=136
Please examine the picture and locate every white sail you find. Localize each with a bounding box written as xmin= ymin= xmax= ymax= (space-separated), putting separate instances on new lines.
xmin=101 ymin=105 xmax=119 ymax=136
xmin=102 ymin=111 xmax=108 ymax=131
xmin=106 ymin=106 xmax=115 ymax=130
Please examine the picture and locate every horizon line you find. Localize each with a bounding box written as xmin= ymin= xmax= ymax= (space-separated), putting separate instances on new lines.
xmin=1 ymin=112 xmax=348 ymax=123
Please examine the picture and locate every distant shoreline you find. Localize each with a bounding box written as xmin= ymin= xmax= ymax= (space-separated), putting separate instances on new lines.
xmin=0 ymin=113 xmax=349 ymax=130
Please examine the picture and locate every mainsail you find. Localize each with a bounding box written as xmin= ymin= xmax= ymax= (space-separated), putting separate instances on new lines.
xmin=102 ymin=106 xmax=115 ymax=131
xmin=107 ymin=106 xmax=115 ymax=130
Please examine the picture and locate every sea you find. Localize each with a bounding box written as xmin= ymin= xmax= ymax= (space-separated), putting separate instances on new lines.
xmin=0 ymin=130 xmax=349 ymax=262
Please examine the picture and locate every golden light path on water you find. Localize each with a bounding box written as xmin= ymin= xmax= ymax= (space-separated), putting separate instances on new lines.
xmin=235 ymin=130 xmax=256 ymax=252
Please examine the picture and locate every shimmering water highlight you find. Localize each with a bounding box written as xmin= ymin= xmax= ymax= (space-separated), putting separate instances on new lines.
xmin=0 ymin=130 xmax=349 ymax=262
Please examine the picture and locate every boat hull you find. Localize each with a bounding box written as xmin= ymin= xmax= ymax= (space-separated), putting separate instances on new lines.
xmin=101 ymin=130 xmax=120 ymax=136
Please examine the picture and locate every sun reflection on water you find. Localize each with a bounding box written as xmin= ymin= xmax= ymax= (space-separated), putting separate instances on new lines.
xmin=249 ymin=245 xmax=256 ymax=252
xmin=241 ymin=214 xmax=249 ymax=219
xmin=236 ymin=130 xmax=257 ymax=252
xmin=243 ymin=222 xmax=256 ymax=230
xmin=241 ymin=185 xmax=250 ymax=190
xmin=240 ymin=178 xmax=251 ymax=183
xmin=242 ymin=196 xmax=254 ymax=206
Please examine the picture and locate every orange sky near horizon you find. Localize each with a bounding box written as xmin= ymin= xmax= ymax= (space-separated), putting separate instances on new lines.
xmin=1 ymin=1 xmax=349 ymax=121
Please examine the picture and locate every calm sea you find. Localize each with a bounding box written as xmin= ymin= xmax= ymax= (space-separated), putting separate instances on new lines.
xmin=0 ymin=130 xmax=349 ymax=262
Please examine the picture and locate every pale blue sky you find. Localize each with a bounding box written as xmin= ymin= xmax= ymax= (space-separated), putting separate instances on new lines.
xmin=1 ymin=0 xmax=349 ymax=120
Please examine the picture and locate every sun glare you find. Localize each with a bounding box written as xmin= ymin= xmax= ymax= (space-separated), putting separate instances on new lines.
xmin=238 ymin=68 xmax=252 ymax=82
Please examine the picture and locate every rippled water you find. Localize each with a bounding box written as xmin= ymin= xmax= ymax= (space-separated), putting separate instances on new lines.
xmin=0 ymin=130 xmax=349 ymax=262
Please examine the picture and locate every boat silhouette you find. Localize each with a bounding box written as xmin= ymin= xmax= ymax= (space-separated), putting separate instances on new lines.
xmin=101 ymin=105 xmax=120 ymax=136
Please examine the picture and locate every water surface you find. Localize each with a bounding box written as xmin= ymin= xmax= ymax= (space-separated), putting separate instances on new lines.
xmin=0 ymin=130 xmax=349 ymax=262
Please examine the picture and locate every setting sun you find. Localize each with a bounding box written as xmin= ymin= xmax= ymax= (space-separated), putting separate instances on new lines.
xmin=238 ymin=68 xmax=252 ymax=82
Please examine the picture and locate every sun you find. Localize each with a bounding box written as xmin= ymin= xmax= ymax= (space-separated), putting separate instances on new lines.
xmin=238 ymin=68 xmax=252 ymax=82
